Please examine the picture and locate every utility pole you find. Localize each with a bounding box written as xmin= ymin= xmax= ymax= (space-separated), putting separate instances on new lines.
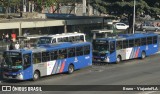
xmin=82 ymin=0 xmax=86 ymax=16
xmin=133 ymin=0 xmax=136 ymax=34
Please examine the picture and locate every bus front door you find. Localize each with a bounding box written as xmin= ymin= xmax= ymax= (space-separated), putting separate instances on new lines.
xmin=23 ymin=53 xmax=33 ymax=80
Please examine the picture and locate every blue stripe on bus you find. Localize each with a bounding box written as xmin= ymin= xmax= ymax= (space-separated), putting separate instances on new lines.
xmin=52 ymin=61 xmax=58 ymax=74
xmin=130 ymin=48 xmax=134 ymax=59
xmin=56 ymin=61 xmax=62 ymax=73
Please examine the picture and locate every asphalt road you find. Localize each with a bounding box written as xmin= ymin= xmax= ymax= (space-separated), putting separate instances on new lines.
xmin=1 ymin=53 xmax=160 ymax=94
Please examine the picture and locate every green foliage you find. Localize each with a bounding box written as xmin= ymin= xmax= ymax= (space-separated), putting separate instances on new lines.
xmin=10 ymin=0 xmax=21 ymax=6
xmin=58 ymin=0 xmax=82 ymax=3
xmin=33 ymin=0 xmax=56 ymax=12
xmin=89 ymin=0 xmax=160 ymax=33
xmin=89 ymin=0 xmax=160 ymax=18
xmin=0 ymin=0 xmax=20 ymax=8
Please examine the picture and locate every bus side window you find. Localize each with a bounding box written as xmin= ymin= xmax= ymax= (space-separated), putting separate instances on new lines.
xmin=135 ymin=38 xmax=141 ymax=46
xmin=153 ymin=36 xmax=157 ymax=44
xmin=75 ymin=36 xmax=79 ymax=41
xmin=70 ymin=36 xmax=75 ymax=42
xmin=80 ymin=35 xmax=84 ymax=41
xmin=42 ymin=52 xmax=50 ymax=62
xmin=68 ymin=47 xmax=76 ymax=57
xmin=110 ymin=41 xmax=115 ymax=53
xmin=51 ymin=50 xmax=58 ymax=60
xmin=84 ymin=45 xmax=90 ymax=55
xmin=23 ymin=54 xmax=31 ymax=67
xmin=141 ymin=37 xmax=146 ymax=46
xmin=76 ymin=46 xmax=83 ymax=56
xmin=33 ymin=53 xmax=41 ymax=64
xmin=147 ymin=37 xmax=153 ymax=45
xmin=52 ymin=39 xmax=56 ymax=43
xmin=123 ymin=40 xmax=128 ymax=48
xmin=58 ymin=49 xmax=67 ymax=59
xmin=116 ymin=41 xmax=122 ymax=50
xmin=63 ymin=37 xmax=67 ymax=42
xmin=68 ymin=37 xmax=72 ymax=42
xmin=129 ymin=39 xmax=134 ymax=47
xmin=58 ymin=38 xmax=62 ymax=42
xmin=61 ymin=38 xmax=64 ymax=42
xmin=66 ymin=37 xmax=69 ymax=42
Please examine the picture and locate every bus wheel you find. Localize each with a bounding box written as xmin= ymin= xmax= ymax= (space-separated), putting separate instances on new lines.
xmin=116 ymin=56 xmax=121 ymax=64
xmin=33 ymin=71 xmax=40 ymax=81
xmin=141 ymin=51 xmax=146 ymax=59
xmin=68 ymin=64 xmax=74 ymax=74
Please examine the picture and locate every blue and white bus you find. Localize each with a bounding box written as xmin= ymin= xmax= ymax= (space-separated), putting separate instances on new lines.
xmin=93 ymin=33 xmax=159 ymax=63
xmin=37 ymin=32 xmax=85 ymax=45
xmin=2 ymin=42 xmax=92 ymax=80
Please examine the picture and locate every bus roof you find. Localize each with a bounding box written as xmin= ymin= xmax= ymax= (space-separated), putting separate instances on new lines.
xmin=18 ymin=35 xmax=44 ymax=40
xmin=39 ymin=32 xmax=85 ymax=38
xmin=6 ymin=42 xmax=91 ymax=53
xmin=95 ymin=33 xmax=158 ymax=41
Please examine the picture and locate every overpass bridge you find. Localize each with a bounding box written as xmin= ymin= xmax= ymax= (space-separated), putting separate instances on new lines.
xmin=0 ymin=16 xmax=103 ymax=36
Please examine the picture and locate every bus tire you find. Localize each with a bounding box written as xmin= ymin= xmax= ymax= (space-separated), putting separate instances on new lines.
xmin=33 ymin=71 xmax=40 ymax=81
xmin=141 ymin=51 xmax=146 ymax=59
xmin=68 ymin=64 xmax=74 ymax=74
xmin=116 ymin=55 xmax=121 ymax=64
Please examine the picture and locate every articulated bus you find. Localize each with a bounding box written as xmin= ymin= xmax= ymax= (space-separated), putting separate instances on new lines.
xmin=37 ymin=32 xmax=85 ymax=45
xmin=93 ymin=33 xmax=159 ymax=63
xmin=2 ymin=42 xmax=92 ymax=80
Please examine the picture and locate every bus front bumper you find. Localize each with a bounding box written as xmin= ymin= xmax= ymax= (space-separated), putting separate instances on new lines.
xmin=3 ymin=72 xmax=23 ymax=80
xmin=93 ymin=57 xmax=110 ymax=63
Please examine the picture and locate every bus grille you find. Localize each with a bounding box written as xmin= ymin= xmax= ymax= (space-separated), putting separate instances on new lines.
xmin=3 ymin=68 xmax=19 ymax=72
xmin=93 ymin=52 xmax=106 ymax=57
xmin=100 ymin=53 xmax=106 ymax=57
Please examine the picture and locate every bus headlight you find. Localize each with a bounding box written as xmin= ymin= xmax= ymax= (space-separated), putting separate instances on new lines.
xmin=16 ymin=73 xmax=23 ymax=80
xmin=104 ymin=57 xmax=110 ymax=62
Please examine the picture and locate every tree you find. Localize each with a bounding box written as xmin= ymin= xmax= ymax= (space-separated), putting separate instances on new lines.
xmin=10 ymin=0 xmax=21 ymax=13
xmin=32 ymin=0 xmax=55 ymax=13
xmin=0 ymin=0 xmax=10 ymax=17
xmin=54 ymin=0 xmax=82 ymax=14
xmin=0 ymin=0 xmax=21 ymax=18
xmin=89 ymin=0 xmax=160 ymax=33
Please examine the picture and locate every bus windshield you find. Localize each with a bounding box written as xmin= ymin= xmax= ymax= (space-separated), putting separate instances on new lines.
xmin=37 ymin=37 xmax=52 ymax=44
xmin=3 ymin=52 xmax=23 ymax=69
xmin=94 ymin=43 xmax=109 ymax=52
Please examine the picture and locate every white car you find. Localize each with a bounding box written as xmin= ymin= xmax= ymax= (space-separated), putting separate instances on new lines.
xmin=141 ymin=24 xmax=160 ymax=32
xmin=115 ymin=23 xmax=129 ymax=30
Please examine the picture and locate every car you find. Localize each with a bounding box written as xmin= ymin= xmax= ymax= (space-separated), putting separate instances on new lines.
xmin=141 ymin=24 xmax=160 ymax=32
xmin=115 ymin=23 xmax=129 ymax=30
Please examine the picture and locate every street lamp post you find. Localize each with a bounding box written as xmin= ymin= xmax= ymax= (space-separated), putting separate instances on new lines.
xmin=82 ymin=0 xmax=86 ymax=16
xmin=133 ymin=0 xmax=136 ymax=34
